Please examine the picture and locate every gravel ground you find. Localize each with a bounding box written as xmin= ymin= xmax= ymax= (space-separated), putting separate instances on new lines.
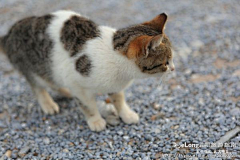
xmin=0 ymin=0 xmax=240 ymax=159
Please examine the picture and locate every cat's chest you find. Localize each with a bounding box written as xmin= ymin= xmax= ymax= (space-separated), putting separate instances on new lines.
xmin=103 ymin=79 xmax=133 ymax=94
xmin=89 ymin=72 xmax=133 ymax=94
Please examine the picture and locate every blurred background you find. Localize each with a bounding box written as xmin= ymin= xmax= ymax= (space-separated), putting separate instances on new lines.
xmin=0 ymin=0 xmax=239 ymax=159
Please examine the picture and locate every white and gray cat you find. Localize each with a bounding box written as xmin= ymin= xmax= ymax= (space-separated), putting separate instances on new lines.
xmin=0 ymin=10 xmax=175 ymax=131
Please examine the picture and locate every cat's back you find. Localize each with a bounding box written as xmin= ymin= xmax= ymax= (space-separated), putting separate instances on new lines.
xmin=3 ymin=10 xmax=94 ymax=62
xmin=48 ymin=10 xmax=102 ymax=85
xmin=2 ymin=10 xmax=101 ymax=83
xmin=50 ymin=10 xmax=100 ymax=57
xmin=3 ymin=14 xmax=53 ymax=57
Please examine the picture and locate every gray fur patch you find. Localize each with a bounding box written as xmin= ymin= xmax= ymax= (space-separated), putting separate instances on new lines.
xmin=113 ymin=25 xmax=160 ymax=53
xmin=76 ymin=55 xmax=92 ymax=76
xmin=2 ymin=14 xmax=54 ymax=86
xmin=60 ymin=15 xmax=100 ymax=57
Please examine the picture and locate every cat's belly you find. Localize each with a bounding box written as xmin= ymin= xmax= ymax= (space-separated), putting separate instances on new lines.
xmin=54 ymin=64 xmax=133 ymax=95
xmin=90 ymin=80 xmax=133 ymax=94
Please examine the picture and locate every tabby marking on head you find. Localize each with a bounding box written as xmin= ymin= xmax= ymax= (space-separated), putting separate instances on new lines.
xmin=113 ymin=13 xmax=174 ymax=73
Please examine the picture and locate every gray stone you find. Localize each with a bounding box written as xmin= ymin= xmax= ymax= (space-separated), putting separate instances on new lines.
xmin=43 ymin=137 xmax=50 ymax=145
xmin=18 ymin=146 xmax=30 ymax=157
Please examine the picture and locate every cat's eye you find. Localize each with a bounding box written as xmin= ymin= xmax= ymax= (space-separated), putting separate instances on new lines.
xmin=166 ymin=61 xmax=169 ymax=65
xmin=144 ymin=64 xmax=162 ymax=71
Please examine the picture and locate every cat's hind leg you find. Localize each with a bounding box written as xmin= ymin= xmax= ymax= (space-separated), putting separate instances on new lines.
xmin=21 ymin=72 xmax=60 ymax=115
xmin=109 ymin=91 xmax=139 ymax=124
xmin=33 ymin=87 xmax=60 ymax=115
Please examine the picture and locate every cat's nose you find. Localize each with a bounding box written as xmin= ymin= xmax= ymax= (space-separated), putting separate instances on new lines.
xmin=169 ymin=65 xmax=175 ymax=71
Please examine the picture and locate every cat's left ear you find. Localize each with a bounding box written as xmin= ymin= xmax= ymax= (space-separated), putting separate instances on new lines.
xmin=143 ymin=13 xmax=168 ymax=33
xmin=145 ymin=35 xmax=163 ymax=57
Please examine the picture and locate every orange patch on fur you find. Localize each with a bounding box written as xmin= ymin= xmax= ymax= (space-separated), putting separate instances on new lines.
xmin=127 ymin=35 xmax=152 ymax=59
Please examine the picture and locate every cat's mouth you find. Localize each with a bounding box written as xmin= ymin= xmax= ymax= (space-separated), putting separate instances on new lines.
xmin=143 ymin=64 xmax=162 ymax=71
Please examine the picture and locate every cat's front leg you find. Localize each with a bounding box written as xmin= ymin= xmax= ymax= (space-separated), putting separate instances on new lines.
xmin=74 ymin=89 xmax=106 ymax=132
xmin=109 ymin=91 xmax=139 ymax=124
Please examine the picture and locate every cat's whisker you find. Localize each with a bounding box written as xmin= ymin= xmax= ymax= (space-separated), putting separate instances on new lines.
xmin=157 ymin=73 xmax=166 ymax=88
xmin=159 ymin=72 xmax=170 ymax=87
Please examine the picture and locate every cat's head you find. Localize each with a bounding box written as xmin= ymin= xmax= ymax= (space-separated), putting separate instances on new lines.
xmin=126 ymin=13 xmax=175 ymax=75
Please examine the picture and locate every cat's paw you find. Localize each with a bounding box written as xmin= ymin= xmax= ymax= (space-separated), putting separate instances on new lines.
xmin=87 ymin=115 xmax=106 ymax=132
xmin=41 ymin=101 xmax=59 ymax=115
xmin=106 ymin=115 xmax=120 ymax=126
xmin=98 ymin=102 xmax=120 ymax=126
xmin=120 ymin=109 xmax=139 ymax=124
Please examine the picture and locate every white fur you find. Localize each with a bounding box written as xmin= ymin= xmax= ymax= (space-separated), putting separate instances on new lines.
xmin=48 ymin=10 xmax=160 ymax=96
xmin=45 ymin=10 xmax=171 ymax=131
xmin=48 ymin=11 xmax=81 ymax=89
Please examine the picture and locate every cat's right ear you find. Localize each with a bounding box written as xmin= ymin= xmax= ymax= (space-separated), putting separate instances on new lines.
xmin=145 ymin=35 xmax=163 ymax=57
xmin=143 ymin=13 xmax=168 ymax=33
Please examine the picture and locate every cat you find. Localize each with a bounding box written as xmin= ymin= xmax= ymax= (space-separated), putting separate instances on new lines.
xmin=0 ymin=10 xmax=175 ymax=131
